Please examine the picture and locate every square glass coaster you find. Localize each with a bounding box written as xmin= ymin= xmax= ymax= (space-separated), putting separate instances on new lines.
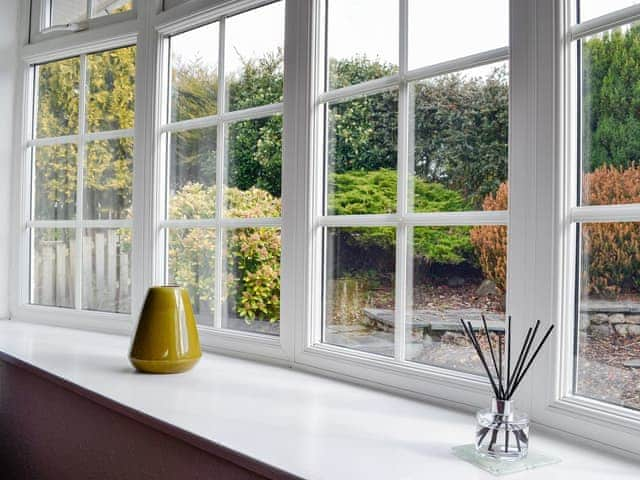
xmin=452 ymin=444 xmax=561 ymax=476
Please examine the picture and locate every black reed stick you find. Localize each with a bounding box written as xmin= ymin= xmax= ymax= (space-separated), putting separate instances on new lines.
xmin=481 ymin=314 xmax=504 ymax=398
xmin=507 ymin=320 xmax=540 ymax=398
xmin=506 ymin=327 xmax=532 ymax=397
xmin=507 ymin=325 xmax=555 ymax=400
xmin=460 ymin=319 xmax=500 ymax=398
xmin=506 ymin=316 xmax=511 ymax=395
xmin=461 ymin=317 xmax=554 ymax=402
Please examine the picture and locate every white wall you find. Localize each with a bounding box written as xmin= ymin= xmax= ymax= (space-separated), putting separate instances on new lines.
xmin=0 ymin=0 xmax=20 ymax=319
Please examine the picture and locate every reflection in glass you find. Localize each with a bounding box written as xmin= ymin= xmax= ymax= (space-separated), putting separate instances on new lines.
xmin=167 ymin=228 xmax=216 ymax=325
xmin=82 ymin=228 xmax=131 ymax=313
xmin=410 ymin=62 xmax=508 ymax=211
xmin=49 ymin=0 xmax=86 ymax=27
xmin=169 ymin=23 xmax=219 ymax=122
xmin=226 ymin=1 xmax=284 ymax=111
xmin=84 ymin=138 xmax=133 ymax=220
xmin=326 ymin=91 xmax=398 ymax=215
xmin=575 ymin=222 xmax=640 ymax=411
xmin=48 ymin=0 xmax=133 ymax=25
xmin=36 ymin=57 xmax=80 ymax=138
xmin=323 ymin=227 xmax=395 ymax=357
xmin=326 ymin=0 xmax=398 ymax=89
xmin=222 ymin=228 xmax=281 ymax=335
xmin=34 ymin=144 xmax=78 ymax=220
xmin=87 ymin=46 xmax=136 ymax=132
xmin=31 ymin=228 xmax=75 ymax=308
xmin=407 ymin=226 xmax=506 ymax=375
xmin=91 ymin=0 xmax=133 ymax=18
xmin=225 ymin=115 xmax=282 ymax=218
xmin=167 ymin=127 xmax=217 ymax=219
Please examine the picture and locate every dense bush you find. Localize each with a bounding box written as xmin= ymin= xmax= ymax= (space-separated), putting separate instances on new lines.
xmin=582 ymin=25 xmax=640 ymax=172
xmin=412 ymin=66 xmax=508 ymax=208
xmin=330 ymin=169 xmax=473 ymax=266
xmin=168 ymin=183 xmax=281 ymax=322
xmin=470 ymin=183 xmax=508 ymax=292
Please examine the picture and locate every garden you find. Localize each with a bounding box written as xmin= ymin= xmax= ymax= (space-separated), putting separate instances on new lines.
xmin=32 ymin=24 xmax=640 ymax=410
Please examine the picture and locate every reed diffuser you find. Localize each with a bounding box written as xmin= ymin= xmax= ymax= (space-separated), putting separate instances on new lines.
xmin=460 ymin=316 xmax=554 ymax=461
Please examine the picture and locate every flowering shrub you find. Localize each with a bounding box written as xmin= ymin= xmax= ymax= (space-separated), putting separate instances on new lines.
xmin=470 ymin=183 xmax=508 ymax=293
xmin=168 ymin=183 xmax=281 ymax=322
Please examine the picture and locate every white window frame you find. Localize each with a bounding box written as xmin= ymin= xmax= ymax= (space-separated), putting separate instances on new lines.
xmin=294 ymin=0 xmax=510 ymax=408
xmin=155 ymin=0 xmax=289 ymax=359
xmin=9 ymin=0 xmax=640 ymax=458
xmin=27 ymin=48 xmax=136 ymax=317
xmin=526 ymin=0 xmax=640 ymax=456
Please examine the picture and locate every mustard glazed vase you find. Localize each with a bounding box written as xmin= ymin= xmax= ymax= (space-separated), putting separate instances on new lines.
xmin=129 ymin=286 xmax=201 ymax=374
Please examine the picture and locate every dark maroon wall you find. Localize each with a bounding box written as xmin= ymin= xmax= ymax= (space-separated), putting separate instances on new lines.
xmin=0 ymin=360 xmax=288 ymax=480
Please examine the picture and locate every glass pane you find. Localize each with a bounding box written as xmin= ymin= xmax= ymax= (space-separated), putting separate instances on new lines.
xmin=575 ymin=222 xmax=640 ymax=411
xmin=222 ymin=228 xmax=281 ymax=335
xmin=226 ymin=1 xmax=284 ymax=111
xmin=578 ymin=0 xmax=640 ymax=22
xmin=48 ymin=0 xmax=132 ymax=25
xmin=225 ymin=115 xmax=282 ymax=217
xmin=167 ymin=127 xmax=217 ymax=219
xmin=36 ymin=57 xmax=80 ymax=138
xmin=31 ymin=228 xmax=75 ymax=308
xmin=407 ymin=226 xmax=507 ymax=375
xmin=326 ymin=91 xmax=398 ymax=215
xmin=87 ymin=46 xmax=136 ymax=132
xmin=323 ymin=227 xmax=395 ymax=357
xmin=408 ymin=0 xmax=508 ymax=70
xmin=326 ymin=0 xmax=398 ymax=90
xmin=84 ymin=138 xmax=133 ymax=220
xmin=82 ymin=228 xmax=131 ymax=313
xmin=49 ymin=0 xmax=87 ymax=26
xmin=580 ymin=24 xmax=640 ymax=206
xmin=91 ymin=0 xmax=133 ymax=17
xmin=168 ymin=228 xmax=216 ymax=325
xmin=33 ymin=144 xmax=77 ymax=220
xmin=410 ymin=62 xmax=508 ymax=211
xmin=169 ymin=23 xmax=219 ymax=122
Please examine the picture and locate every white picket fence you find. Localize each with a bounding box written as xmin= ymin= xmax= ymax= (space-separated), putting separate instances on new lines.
xmin=34 ymin=230 xmax=131 ymax=312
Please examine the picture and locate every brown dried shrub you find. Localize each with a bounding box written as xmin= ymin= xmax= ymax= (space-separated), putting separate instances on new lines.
xmin=471 ymin=166 xmax=640 ymax=297
xmin=470 ymin=183 xmax=508 ymax=293
xmin=582 ymin=165 xmax=640 ymax=296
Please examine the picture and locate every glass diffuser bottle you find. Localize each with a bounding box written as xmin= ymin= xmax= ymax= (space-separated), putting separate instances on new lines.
xmin=475 ymin=398 xmax=529 ymax=460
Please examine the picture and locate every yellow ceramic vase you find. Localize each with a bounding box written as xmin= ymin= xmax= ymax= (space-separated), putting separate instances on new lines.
xmin=129 ymin=286 xmax=201 ymax=374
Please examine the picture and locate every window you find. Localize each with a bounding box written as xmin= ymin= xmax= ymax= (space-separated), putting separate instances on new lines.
xmin=161 ymin=1 xmax=284 ymax=335
xmin=29 ymin=46 xmax=136 ymax=314
xmin=45 ymin=0 xmax=133 ymax=27
xmin=316 ymin=0 xmax=509 ymax=376
xmin=571 ymin=1 xmax=640 ymax=412
xmin=13 ymin=0 xmax=640 ymax=458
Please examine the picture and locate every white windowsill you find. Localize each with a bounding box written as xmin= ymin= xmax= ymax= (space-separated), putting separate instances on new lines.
xmin=0 ymin=319 xmax=638 ymax=479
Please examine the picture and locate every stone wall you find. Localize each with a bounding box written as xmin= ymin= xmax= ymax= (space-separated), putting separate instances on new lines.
xmin=581 ymin=301 xmax=640 ymax=337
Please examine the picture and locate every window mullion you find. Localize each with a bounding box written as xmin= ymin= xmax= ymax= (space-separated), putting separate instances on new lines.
xmin=394 ymin=0 xmax=409 ymax=362
xmin=213 ymin=17 xmax=226 ymax=330
xmin=74 ymin=53 xmax=88 ymax=311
